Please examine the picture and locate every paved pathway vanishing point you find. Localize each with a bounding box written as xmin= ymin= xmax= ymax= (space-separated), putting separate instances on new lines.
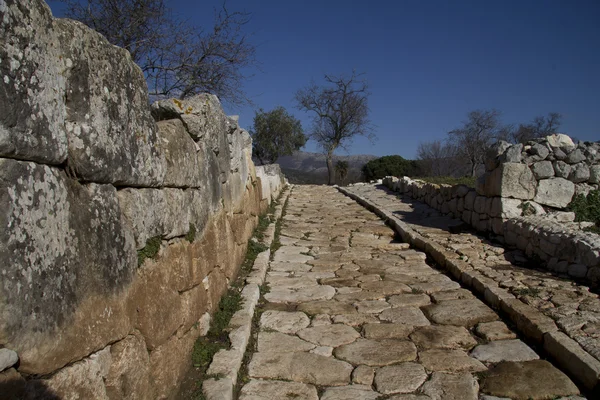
xmin=238 ymin=185 xmax=587 ymax=400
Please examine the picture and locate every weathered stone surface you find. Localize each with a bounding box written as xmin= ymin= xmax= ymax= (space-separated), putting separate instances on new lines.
xmin=429 ymin=289 xmax=474 ymax=302
xmin=259 ymin=311 xmax=310 ymax=334
xmin=0 ymin=368 xmax=26 ymax=400
xmin=480 ymin=360 xmax=580 ymax=399
xmin=480 ymin=163 xmax=536 ymax=200
xmin=257 ymin=332 xmax=315 ymax=353
xmin=36 ymin=347 xmax=112 ymax=400
xmin=334 ymin=339 xmax=417 ymax=366
xmin=117 ymin=188 xmax=190 ymax=249
xmin=421 ymin=372 xmax=479 ymax=400
xmin=332 ymin=313 xmax=379 ymax=326
xmin=0 ymin=159 xmax=135 ymax=374
xmin=297 ymin=324 xmax=360 ymax=347
xmin=566 ymin=148 xmax=586 ymax=164
xmin=360 ymin=280 xmax=412 ymax=295
xmin=543 ymin=331 xmax=600 ymax=390
xmin=374 ymin=363 xmax=427 ymax=394
xmin=156 ymin=119 xmax=204 ymax=187
xmin=568 ymin=163 xmax=590 ymax=183
xmin=0 ymin=0 xmax=69 ymax=164
xmin=310 ymin=346 xmax=333 ymax=357
xmin=264 ymin=285 xmax=335 ymax=303
xmin=533 ymin=178 xmax=575 ymax=208
xmin=127 ymin=261 xmax=185 ymax=351
xmin=590 ymin=165 xmax=600 ymax=184
xmin=408 ymin=279 xmax=461 ymax=294
xmin=475 ymin=321 xmax=516 ymax=341
xmin=532 ymin=161 xmax=555 ymax=179
xmin=148 ymin=325 xmax=198 ymax=400
xmin=298 ymin=300 xmax=357 ymax=315
xmin=379 ymin=307 xmax=431 ymax=326
xmin=410 ymin=325 xmax=477 ymax=350
xmin=388 ymin=293 xmax=431 ymax=307
xmin=320 ymin=385 xmax=380 ymax=400
xmin=363 ymin=323 xmax=414 ymax=339
xmin=203 ymin=377 xmax=232 ymax=400
xmin=547 ymin=134 xmax=576 ymax=152
xmin=422 ymin=299 xmax=497 ymax=327
xmin=419 ymin=349 xmax=486 ymax=372
xmin=1 ymin=0 xmax=168 ymax=186
xmin=248 ymin=352 xmax=353 ymax=386
xmin=26 ymin=1 xmax=172 ymax=182
xmin=554 ymin=160 xmax=572 ymax=178
xmin=273 ymin=252 xmax=314 ymax=263
xmin=352 ymin=365 xmax=375 ymax=385
xmin=0 ymin=349 xmax=18 ymax=372
xmin=238 ymin=379 xmax=318 ymax=400
xmin=355 ymin=299 xmax=391 ymax=313
xmin=490 ymin=197 xmax=522 ymax=218
xmin=105 ymin=333 xmax=153 ymax=400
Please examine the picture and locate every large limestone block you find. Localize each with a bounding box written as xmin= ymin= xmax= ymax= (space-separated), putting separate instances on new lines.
xmin=0 ymin=0 xmax=68 ymax=164
xmin=59 ymin=19 xmax=167 ymax=185
xmin=533 ymin=178 xmax=575 ymax=208
xmin=117 ymin=188 xmax=192 ymax=250
xmin=248 ymin=352 xmax=353 ymax=386
xmin=29 ymin=347 xmax=112 ymax=400
xmin=478 ymin=163 xmax=536 ymax=199
xmin=480 ymin=360 xmax=580 ymax=399
xmin=105 ymin=333 xmax=154 ymax=400
xmin=148 ymin=324 xmax=199 ymax=399
xmin=0 ymin=159 xmax=136 ymax=374
xmin=1 ymin=0 xmax=170 ymax=183
xmin=126 ymin=260 xmax=184 ymax=351
xmin=152 ymin=95 xmax=231 ymax=184
xmin=156 ymin=119 xmax=204 ymax=188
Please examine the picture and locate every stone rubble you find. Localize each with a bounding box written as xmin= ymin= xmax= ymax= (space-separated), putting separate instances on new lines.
xmin=237 ymin=185 xmax=584 ymax=399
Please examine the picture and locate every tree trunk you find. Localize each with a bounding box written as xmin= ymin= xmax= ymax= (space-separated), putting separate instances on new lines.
xmin=471 ymin=162 xmax=477 ymax=177
xmin=326 ymin=151 xmax=335 ymax=185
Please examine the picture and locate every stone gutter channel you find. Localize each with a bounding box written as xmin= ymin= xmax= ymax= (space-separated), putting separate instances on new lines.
xmin=337 ymin=184 xmax=600 ymax=393
xmin=201 ymin=185 xmax=293 ymax=400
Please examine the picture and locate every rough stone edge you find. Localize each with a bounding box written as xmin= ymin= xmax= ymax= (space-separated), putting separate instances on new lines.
xmin=202 ymin=185 xmax=293 ymax=400
xmin=336 ymin=186 xmax=600 ymax=391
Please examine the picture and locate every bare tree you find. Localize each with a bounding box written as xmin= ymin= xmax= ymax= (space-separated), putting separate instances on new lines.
xmin=448 ymin=110 xmax=506 ymax=177
xmin=513 ymin=112 xmax=562 ymax=143
xmin=61 ymin=0 xmax=256 ymax=105
xmin=295 ymin=71 xmax=374 ymax=185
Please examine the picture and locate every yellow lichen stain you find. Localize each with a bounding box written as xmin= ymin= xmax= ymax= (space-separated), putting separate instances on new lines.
xmin=185 ymin=106 xmax=193 ymax=114
xmin=135 ymin=130 xmax=147 ymax=144
xmin=173 ymin=98 xmax=184 ymax=110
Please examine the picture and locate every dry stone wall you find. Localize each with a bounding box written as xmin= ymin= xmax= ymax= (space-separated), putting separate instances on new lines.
xmin=382 ymin=134 xmax=600 ymax=287
xmin=0 ymin=0 xmax=284 ymax=398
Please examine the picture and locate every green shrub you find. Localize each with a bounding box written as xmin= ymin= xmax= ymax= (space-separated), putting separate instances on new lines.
xmin=185 ymin=223 xmax=197 ymax=243
xmin=362 ymin=155 xmax=418 ymax=181
xmin=567 ymin=190 xmax=600 ymax=231
xmin=137 ymin=236 xmax=162 ymax=267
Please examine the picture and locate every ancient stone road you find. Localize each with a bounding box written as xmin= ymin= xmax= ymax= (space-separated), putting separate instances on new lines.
xmin=238 ymin=186 xmax=584 ymax=400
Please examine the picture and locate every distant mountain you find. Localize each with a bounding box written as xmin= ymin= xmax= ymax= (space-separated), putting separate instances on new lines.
xmin=273 ymin=151 xmax=378 ymax=184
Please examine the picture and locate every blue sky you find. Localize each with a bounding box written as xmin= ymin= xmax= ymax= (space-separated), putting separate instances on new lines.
xmin=47 ymin=0 xmax=600 ymax=159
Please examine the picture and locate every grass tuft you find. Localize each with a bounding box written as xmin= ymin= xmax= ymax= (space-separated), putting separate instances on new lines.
xmin=137 ymin=236 xmax=162 ymax=267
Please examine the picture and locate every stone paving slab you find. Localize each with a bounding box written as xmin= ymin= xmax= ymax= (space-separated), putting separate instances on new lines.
xmin=237 ymin=185 xmax=584 ymax=399
xmin=341 ymin=183 xmax=600 ymax=393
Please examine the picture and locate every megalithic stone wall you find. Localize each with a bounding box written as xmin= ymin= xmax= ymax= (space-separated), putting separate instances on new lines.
xmin=383 ymin=133 xmax=600 ymax=288
xmin=0 ymin=0 xmax=285 ymax=398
